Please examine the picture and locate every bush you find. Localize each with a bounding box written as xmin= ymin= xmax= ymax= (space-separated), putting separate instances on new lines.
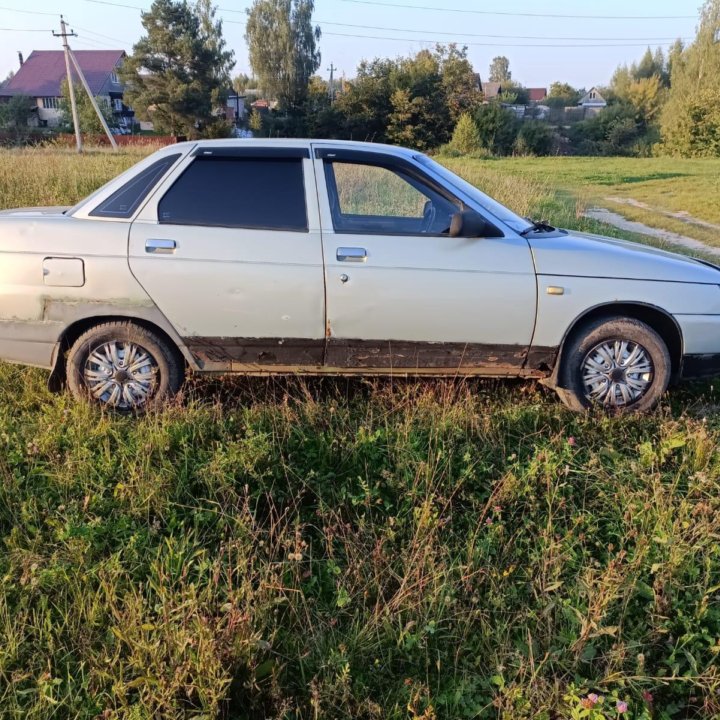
xmin=472 ymin=103 xmax=519 ymax=155
xmin=450 ymin=112 xmax=482 ymax=155
xmin=513 ymin=120 xmax=554 ymax=156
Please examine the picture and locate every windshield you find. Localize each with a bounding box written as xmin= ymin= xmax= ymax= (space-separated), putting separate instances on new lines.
xmin=413 ymin=154 xmax=534 ymax=234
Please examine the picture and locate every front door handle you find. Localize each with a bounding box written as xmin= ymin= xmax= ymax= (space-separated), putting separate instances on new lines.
xmin=337 ymin=247 xmax=367 ymax=262
xmin=145 ymin=238 xmax=176 ymax=254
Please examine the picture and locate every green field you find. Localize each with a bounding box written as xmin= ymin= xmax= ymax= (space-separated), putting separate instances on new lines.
xmin=441 ymin=156 xmax=720 ymax=249
xmin=1 ymin=148 xmax=719 ymax=719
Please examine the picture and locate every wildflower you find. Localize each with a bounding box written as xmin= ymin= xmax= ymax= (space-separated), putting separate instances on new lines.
xmin=567 ymin=436 xmax=576 ymax=446
xmin=616 ymin=700 xmax=628 ymax=713
xmin=485 ymin=517 xmax=493 ymax=526
xmin=642 ymin=690 xmax=653 ymax=703
xmin=581 ymin=693 xmax=599 ymax=709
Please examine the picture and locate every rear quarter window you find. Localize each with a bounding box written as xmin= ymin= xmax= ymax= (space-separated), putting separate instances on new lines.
xmin=90 ymin=154 xmax=181 ymax=219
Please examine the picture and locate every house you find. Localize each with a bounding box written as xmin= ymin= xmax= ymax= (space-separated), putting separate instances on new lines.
xmin=481 ymin=81 xmax=503 ymax=100
xmin=578 ymin=86 xmax=607 ymax=116
xmin=0 ymin=50 xmax=133 ymax=130
xmin=527 ymin=87 xmax=547 ymax=103
xmin=223 ymin=93 xmax=247 ymax=124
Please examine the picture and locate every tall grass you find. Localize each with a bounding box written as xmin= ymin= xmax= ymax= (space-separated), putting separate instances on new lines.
xmin=0 ymin=149 xmax=719 ymax=718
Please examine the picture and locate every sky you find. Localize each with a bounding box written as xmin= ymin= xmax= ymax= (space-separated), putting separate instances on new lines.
xmin=0 ymin=0 xmax=704 ymax=90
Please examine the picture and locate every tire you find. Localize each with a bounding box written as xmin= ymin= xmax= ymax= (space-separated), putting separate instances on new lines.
xmin=66 ymin=321 xmax=184 ymax=412
xmin=557 ymin=315 xmax=671 ymax=413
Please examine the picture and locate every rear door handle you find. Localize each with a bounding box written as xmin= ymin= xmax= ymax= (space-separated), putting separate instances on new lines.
xmin=145 ymin=238 xmax=176 ymax=254
xmin=337 ymin=247 xmax=367 ymax=262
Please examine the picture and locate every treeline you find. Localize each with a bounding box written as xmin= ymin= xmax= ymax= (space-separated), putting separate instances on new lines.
xmin=247 ymin=0 xmax=719 ymax=158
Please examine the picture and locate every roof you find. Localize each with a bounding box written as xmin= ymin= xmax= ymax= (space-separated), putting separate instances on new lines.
xmin=481 ymin=81 xmax=503 ymax=99
xmin=0 ymin=50 xmax=124 ymax=98
xmin=527 ymin=87 xmax=547 ymax=102
xmin=578 ymin=86 xmax=607 ymax=106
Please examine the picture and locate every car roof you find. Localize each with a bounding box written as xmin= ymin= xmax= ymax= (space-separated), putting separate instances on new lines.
xmin=178 ymin=138 xmax=418 ymax=159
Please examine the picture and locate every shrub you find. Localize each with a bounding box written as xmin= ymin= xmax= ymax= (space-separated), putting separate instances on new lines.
xmin=450 ymin=112 xmax=482 ymax=154
xmin=472 ymin=102 xmax=519 ymax=155
xmin=513 ymin=120 xmax=554 ymax=156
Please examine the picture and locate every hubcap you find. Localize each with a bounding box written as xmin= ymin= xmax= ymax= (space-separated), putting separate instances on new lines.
xmin=83 ymin=341 xmax=158 ymax=410
xmin=581 ymin=339 xmax=653 ymax=407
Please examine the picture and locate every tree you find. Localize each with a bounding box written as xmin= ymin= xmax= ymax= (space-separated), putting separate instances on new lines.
xmin=58 ymin=78 xmax=116 ymax=134
xmin=624 ymin=75 xmax=665 ymax=126
xmin=634 ymin=47 xmax=666 ymax=81
xmin=488 ymin=56 xmax=511 ymax=82
xmin=248 ymin=107 xmax=263 ymax=134
xmin=472 ymin=102 xmax=519 ymax=155
xmin=121 ymin=0 xmax=234 ymax=137
xmin=245 ymin=0 xmax=321 ymax=111
xmin=0 ymin=94 xmax=33 ymax=143
xmin=450 ymin=112 xmax=481 ymax=154
xmin=0 ymin=70 xmax=14 ymax=89
xmin=334 ymin=58 xmax=396 ymax=142
xmin=232 ymin=72 xmax=252 ymax=95
xmin=660 ymin=0 xmax=720 ymax=156
xmin=435 ymin=44 xmax=483 ymax=123
xmin=546 ymin=81 xmax=581 ymax=108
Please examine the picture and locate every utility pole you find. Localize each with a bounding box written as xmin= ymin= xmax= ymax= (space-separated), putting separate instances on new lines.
xmin=327 ymin=63 xmax=336 ymax=104
xmin=68 ymin=48 xmax=118 ymax=150
xmin=54 ymin=16 xmax=82 ymax=153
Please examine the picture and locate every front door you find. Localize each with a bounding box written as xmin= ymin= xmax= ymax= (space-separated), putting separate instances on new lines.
xmin=313 ymin=146 xmax=538 ymax=372
xmin=128 ymin=146 xmax=326 ymax=370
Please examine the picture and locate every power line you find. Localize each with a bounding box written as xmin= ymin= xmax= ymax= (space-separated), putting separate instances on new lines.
xmin=317 ymin=20 xmax=688 ymax=42
xmin=84 ymin=0 xmax=144 ymax=9
xmin=0 ymin=5 xmax=57 ymax=16
xmin=73 ymin=34 xmax=127 ymax=49
xmin=339 ymin=0 xmax=698 ymax=20
xmin=72 ymin=24 xmax=133 ymax=46
xmin=323 ymin=30 xmax=688 ymax=48
xmin=0 ymin=27 xmax=51 ymax=31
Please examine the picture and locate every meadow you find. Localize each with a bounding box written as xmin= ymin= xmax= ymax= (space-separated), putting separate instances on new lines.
xmin=0 ymin=146 xmax=719 ymax=719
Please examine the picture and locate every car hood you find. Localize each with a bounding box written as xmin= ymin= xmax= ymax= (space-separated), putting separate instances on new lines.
xmin=529 ymin=230 xmax=720 ymax=284
xmin=0 ymin=206 xmax=70 ymax=218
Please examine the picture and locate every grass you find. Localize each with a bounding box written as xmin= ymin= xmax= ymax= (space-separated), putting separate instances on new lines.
xmin=441 ymin=156 xmax=720 ymax=249
xmin=1 ymin=147 xmax=719 ymax=719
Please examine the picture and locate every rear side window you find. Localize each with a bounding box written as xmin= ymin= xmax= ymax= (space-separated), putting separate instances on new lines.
xmin=90 ymin=154 xmax=181 ymax=219
xmin=158 ymin=156 xmax=308 ymax=231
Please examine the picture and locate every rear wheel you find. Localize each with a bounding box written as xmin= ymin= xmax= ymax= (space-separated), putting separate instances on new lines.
xmin=557 ymin=316 xmax=671 ymax=413
xmin=66 ymin=321 xmax=184 ymax=412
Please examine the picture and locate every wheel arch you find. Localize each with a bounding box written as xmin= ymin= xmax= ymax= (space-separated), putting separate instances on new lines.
xmin=550 ymin=301 xmax=683 ymax=388
xmin=48 ymin=314 xmax=193 ymax=392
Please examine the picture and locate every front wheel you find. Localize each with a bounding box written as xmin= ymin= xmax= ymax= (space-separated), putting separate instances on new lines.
xmin=556 ymin=316 xmax=671 ymax=413
xmin=66 ymin=321 xmax=184 ymax=412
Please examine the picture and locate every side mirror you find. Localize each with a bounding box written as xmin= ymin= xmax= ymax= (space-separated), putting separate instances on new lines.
xmin=449 ymin=210 xmax=488 ymax=238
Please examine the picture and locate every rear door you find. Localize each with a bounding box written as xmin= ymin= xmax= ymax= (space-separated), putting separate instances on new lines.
xmin=313 ymin=145 xmax=538 ymax=371
xmin=128 ymin=146 xmax=326 ymax=369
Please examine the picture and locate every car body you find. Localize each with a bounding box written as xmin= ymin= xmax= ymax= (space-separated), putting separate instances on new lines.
xmin=1 ymin=138 xmax=719 ymax=412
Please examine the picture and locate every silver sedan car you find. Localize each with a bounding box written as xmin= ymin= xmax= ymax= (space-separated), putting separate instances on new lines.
xmin=1 ymin=139 xmax=719 ymax=412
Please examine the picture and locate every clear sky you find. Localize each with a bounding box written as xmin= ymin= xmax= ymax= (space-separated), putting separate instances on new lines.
xmin=0 ymin=0 xmax=703 ymax=90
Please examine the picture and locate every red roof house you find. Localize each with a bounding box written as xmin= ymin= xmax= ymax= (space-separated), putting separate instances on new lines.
xmin=527 ymin=87 xmax=548 ymax=103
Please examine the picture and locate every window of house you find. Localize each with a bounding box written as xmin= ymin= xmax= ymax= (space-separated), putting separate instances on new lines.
xmin=324 ymin=160 xmax=459 ymax=235
xmin=158 ymin=156 xmax=308 ymax=231
xmin=113 ymin=98 xmax=123 ymax=112
xmin=90 ymin=154 xmax=181 ymax=219
xmin=42 ymin=97 xmax=59 ymax=109
xmin=590 ymin=91 xmax=596 ymax=99
xmin=110 ymin=71 xmax=119 ymax=84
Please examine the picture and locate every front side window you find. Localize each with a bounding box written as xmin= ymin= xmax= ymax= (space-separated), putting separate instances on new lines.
xmin=158 ymin=156 xmax=308 ymax=231
xmin=325 ymin=161 xmax=459 ymax=235
xmin=90 ymin=154 xmax=181 ymax=219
